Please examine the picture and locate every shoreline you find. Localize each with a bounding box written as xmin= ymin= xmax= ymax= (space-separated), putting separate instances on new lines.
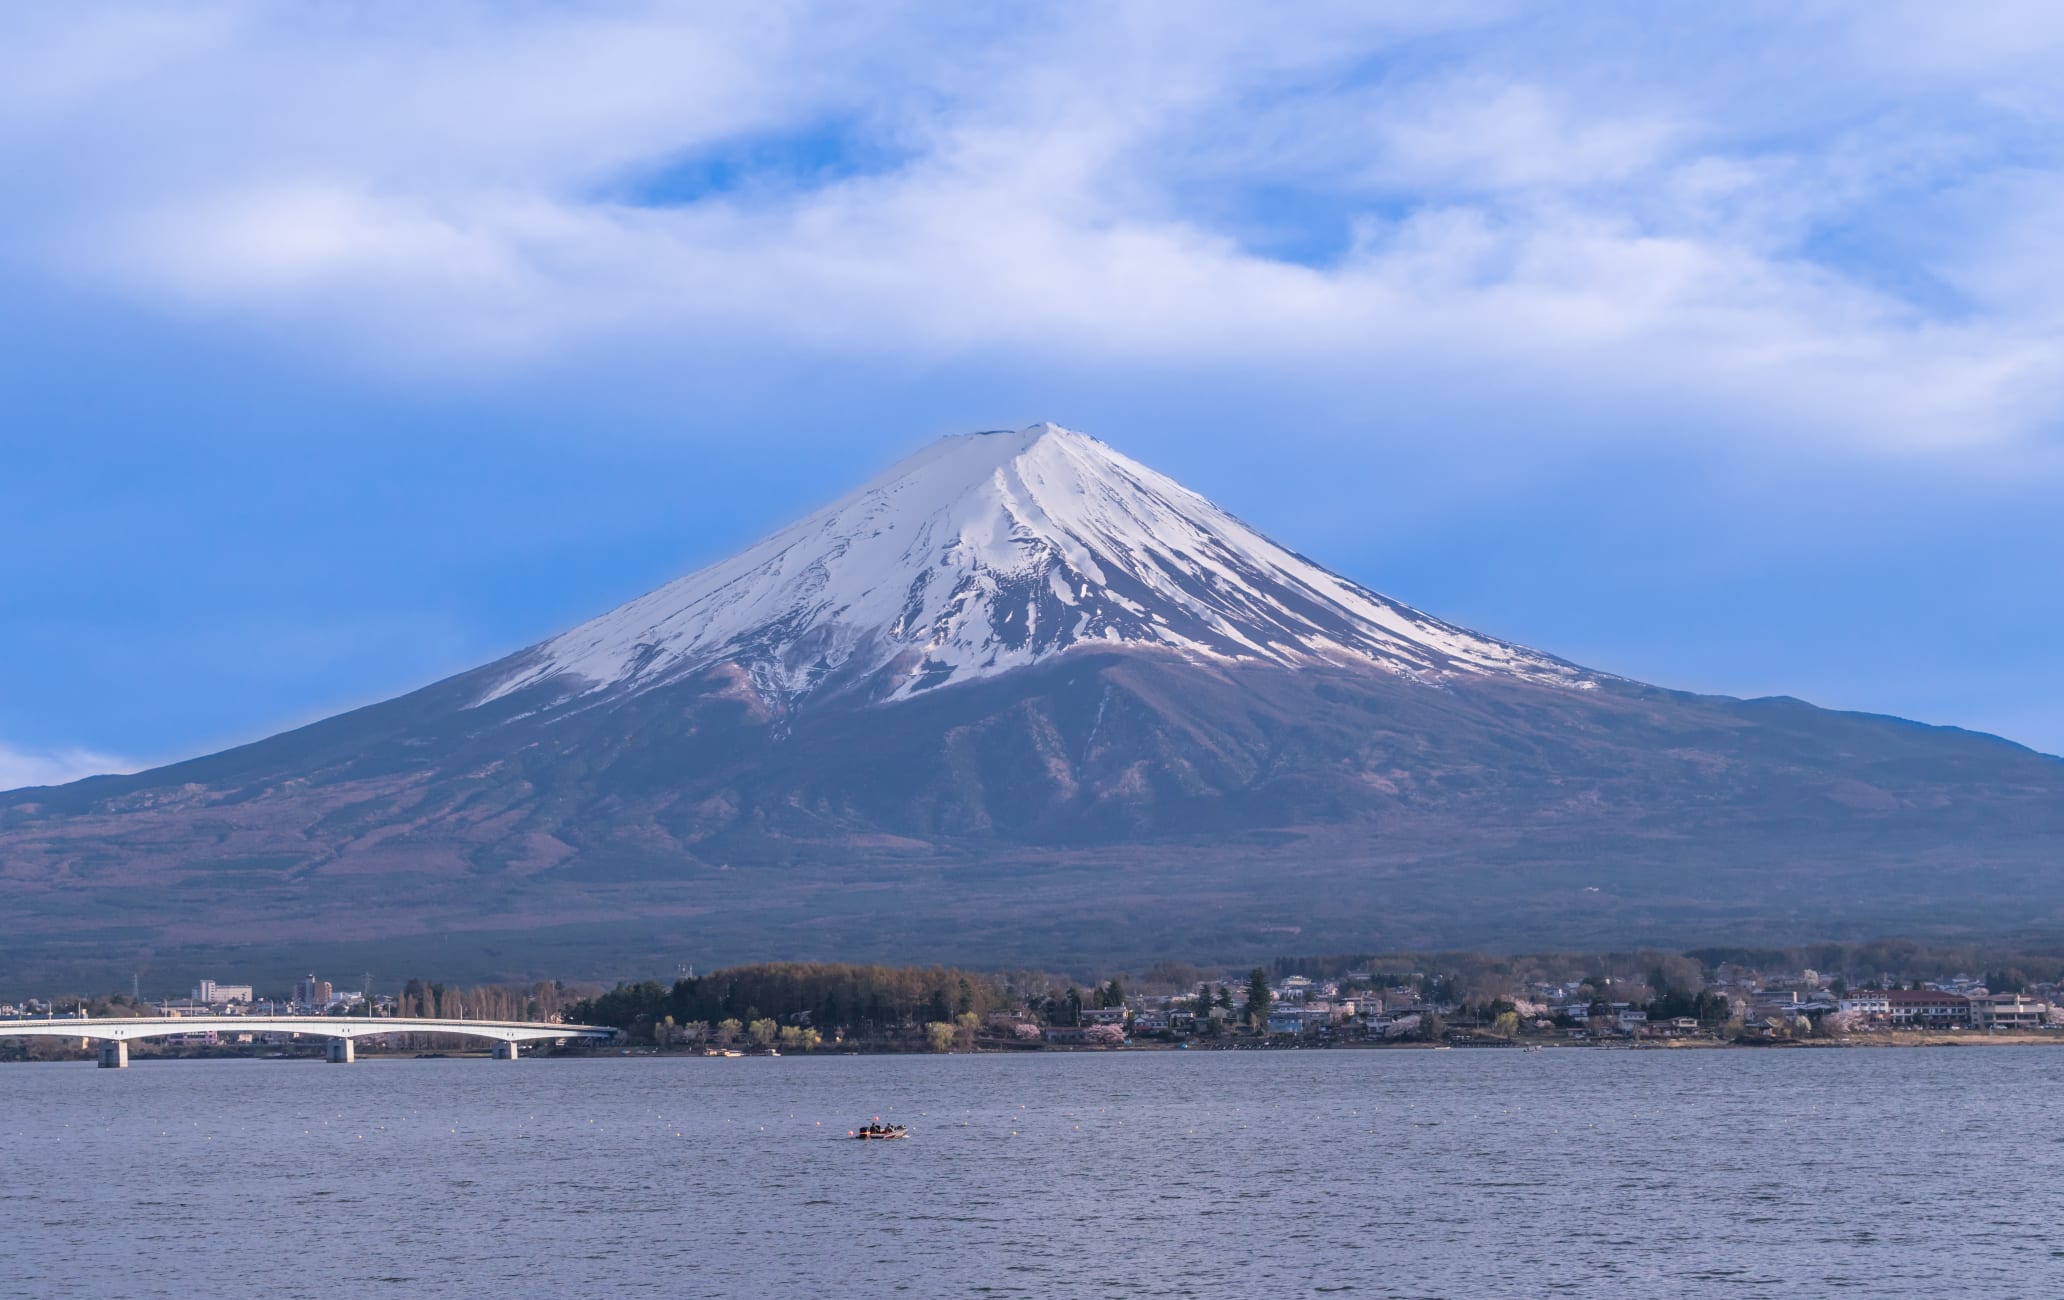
xmin=21 ymin=1035 xmax=2064 ymax=1065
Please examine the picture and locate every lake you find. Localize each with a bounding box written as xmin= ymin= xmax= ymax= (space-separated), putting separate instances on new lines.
xmin=2 ymin=1047 xmax=2059 ymax=1297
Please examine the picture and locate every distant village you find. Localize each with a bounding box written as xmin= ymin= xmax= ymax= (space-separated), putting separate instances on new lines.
xmin=5 ymin=956 xmax=2061 ymax=1056
xmin=1102 ymin=964 xmax=2060 ymax=1047
xmin=534 ymin=953 xmax=2064 ymax=1052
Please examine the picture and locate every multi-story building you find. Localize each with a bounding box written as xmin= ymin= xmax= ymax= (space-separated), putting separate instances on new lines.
xmin=1971 ymin=993 xmax=2048 ymax=1031
xmin=1839 ymin=990 xmax=1891 ymax=1017
xmin=1878 ymin=988 xmax=1971 ymax=1028
xmin=191 ymin=980 xmax=254 ymax=1004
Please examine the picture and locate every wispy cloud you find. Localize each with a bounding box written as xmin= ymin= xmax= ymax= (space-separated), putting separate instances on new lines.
xmin=0 ymin=3 xmax=2059 ymax=464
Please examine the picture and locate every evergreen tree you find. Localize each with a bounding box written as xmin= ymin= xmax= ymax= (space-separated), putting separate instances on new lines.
xmin=1245 ymin=968 xmax=1271 ymax=1028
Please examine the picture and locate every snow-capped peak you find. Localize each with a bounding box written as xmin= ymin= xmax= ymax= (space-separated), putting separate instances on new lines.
xmin=481 ymin=423 xmax=1584 ymax=709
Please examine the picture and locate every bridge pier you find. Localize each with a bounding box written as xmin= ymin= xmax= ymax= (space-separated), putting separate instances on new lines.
xmin=326 ymin=1038 xmax=354 ymax=1064
xmin=493 ymin=1041 xmax=520 ymax=1060
xmin=97 ymin=1040 xmax=128 ymax=1069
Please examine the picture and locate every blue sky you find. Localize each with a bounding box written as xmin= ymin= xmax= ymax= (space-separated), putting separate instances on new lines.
xmin=4 ymin=2 xmax=2064 ymax=785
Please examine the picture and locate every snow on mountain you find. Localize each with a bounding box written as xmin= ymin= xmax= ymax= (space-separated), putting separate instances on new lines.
xmin=481 ymin=423 xmax=1587 ymax=710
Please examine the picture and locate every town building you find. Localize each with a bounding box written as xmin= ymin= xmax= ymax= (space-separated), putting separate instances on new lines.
xmin=1877 ymin=988 xmax=1972 ymax=1028
xmin=1839 ymin=990 xmax=1891 ymax=1017
xmin=1971 ymin=993 xmax=2049 ymax=1031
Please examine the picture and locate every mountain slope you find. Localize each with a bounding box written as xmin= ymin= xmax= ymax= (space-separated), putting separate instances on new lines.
xmin=2 ymin=425 xmax=2060 ymax=990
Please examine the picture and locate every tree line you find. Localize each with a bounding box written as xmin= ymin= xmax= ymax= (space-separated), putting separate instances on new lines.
xmin=568 ymin=962 xmax=1009 ymax=1043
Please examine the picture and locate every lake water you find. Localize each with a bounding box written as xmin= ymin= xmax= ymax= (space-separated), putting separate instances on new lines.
xmin=3 ymin=1047 xmax=2060 ymax=1298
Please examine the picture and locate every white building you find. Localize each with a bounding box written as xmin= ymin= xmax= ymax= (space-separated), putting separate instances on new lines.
xmin=1971 ymin=993 xmax=2048 ymax=1030
xmin=192 ymin=980 xmax=254 ymax=1004
xmin=1840 ymin=990 xmax=1891 ymax=1017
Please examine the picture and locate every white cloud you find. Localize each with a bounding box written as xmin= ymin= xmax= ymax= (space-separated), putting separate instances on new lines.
xmin=0 ymin=742 xmax=133 ymax=793
xmin=3 ymin=3 xmax=2062 ymax=460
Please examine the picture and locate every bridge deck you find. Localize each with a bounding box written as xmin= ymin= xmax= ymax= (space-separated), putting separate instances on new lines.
xmin=0 ymin=1016 xmax=617 ymax=1044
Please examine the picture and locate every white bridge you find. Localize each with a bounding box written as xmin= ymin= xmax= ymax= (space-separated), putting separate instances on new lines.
xmin=0 ymin=1016 xmax=620 ymax=1067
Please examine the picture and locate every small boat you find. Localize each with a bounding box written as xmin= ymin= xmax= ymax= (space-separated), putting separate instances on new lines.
xmin=851 ymin=1120 xmax=907 ymax=1140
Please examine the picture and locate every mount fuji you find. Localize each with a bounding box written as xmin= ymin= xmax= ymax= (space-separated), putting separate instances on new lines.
xmin=3 ymin=424 xmax=2060 ymax=988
